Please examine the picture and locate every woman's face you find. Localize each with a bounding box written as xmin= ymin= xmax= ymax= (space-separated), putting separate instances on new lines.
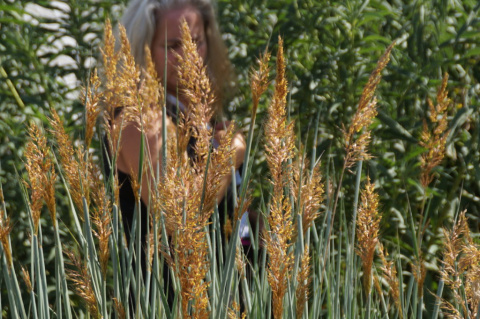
xmin=151 ymin=5 xmax=207 ymax=95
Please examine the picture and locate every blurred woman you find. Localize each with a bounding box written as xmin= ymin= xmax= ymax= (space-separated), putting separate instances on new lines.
xmin=105 ymin=0 xmax=254 ymax=283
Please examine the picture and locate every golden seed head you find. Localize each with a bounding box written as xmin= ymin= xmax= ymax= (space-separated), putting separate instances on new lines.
xmin=356 ymin=176 xmax=381 ymax=294
xmin=0 ymin=214 xmax=13 ymax=270
xmin=296 ymin=246 xmax=311 ymax=318
xmin=21 ymin=266 xmax=33 ymax=293
xmin=83 ymin=69 xmax=102 ymax=149
xmin=250 ymin=50 xmax=271 ymax=117
xmin=419 ymin=72 xmax=451 ymax=187
xmin=65 ymin=249 xmax=100 ymax=319
xmin=343 ymin=42 xmax=395 ymax=170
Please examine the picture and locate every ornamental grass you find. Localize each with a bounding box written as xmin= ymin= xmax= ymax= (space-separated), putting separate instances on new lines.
xmin=0 ymin=19 xmax=478 ymax=319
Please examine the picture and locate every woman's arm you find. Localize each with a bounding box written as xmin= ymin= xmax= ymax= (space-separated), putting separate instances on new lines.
xmin=116 ymin=117 xmax=244 ymax=206
xmin=116 ymin=117 xmax=165 ymax=206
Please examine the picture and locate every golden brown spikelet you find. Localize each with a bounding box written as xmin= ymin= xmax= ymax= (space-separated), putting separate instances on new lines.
xmin=343 ymin=42 xmax=395 ymax=170
xmin=21 ymin=266 xmax=33 ymax=293
xmin=65 ymin=249 xmax=100 ymax=319
xmin=358 ymin=42 xmax=396 ymax=112
xmin=265 ymin=37 xmax=295 ymax=188
xmin=24 ymin=124 xmax=46 ymax=233
xmin=157 ymin=20 xmax=237 ymax=319
xmin=440 ymin=211 xmax=480 ymax=317
xmin=176 ymin=20 xmax=215 ymax=169
xmin=113 ymin=298 xmax=126 ymax=319
xmin=25 ymin=122 xmax=57 ymax=229
xmin=293 ymin=159 xmax=324 ymax=238
xmin=250 ymin=50 xmax=271 ymax=118
xmin=378 ymin=243 xmax=402 ymax=318
xmin=412 ymin=257 xmax=427 ymax=299
xmin=90 ymin=170 xmax=112 ymax=278
xmin=264 ymin=37 xmax=296 ymax=319
xmin=49 ymin=109 xmax=89 ymax=218
xmin=0 ymin=213 xmax=13 ymax=271
xmin=228 ymin=301 xmax=241 ymax=319
xmin=101 ymin=19 xmax=119 ymax=114
xmin=419 ymin=73 xmax=451 ymax=187
xmin=465 ymin=265 xmax=480 ymax=318
xmin=356 ymin=177 xmax=381 ymax=294
xmin=83 ymin=69 xmax=102 ymax=149
xmin=141 ymin=45 xmax=164 ymax=131
xmin=202 ymin=123 xmax=235 ymax=217
xmin=296 ymin=245 xmax=311 ymax=318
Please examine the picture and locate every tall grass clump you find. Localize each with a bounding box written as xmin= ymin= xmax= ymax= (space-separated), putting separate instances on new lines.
xmin=0 ymin=16 xmax=479 ymax=319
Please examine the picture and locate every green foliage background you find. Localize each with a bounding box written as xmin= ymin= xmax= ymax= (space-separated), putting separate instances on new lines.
xmin=1 ymin=0 xmax=479 ymax=315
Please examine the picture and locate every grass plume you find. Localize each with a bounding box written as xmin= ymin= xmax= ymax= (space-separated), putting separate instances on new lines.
xmin=0 ymin=213 xmax=13 ymax=271
xmin=356 ymin=177 xmax=381 ymax=294
xmin=296 ymin=245 xmax=311 ymax=318
xmin=378 ymin=243 xmax=402 ymax=317
xmin=420 ymin=72 xmax=451 ymax=187
xmin=83 ymin=69 xmax=102 ymax=149
xmin=343 ymin=42 xmax=395 ymax=169
xmin=25 ymin=122 xmax=56 ymax=230
xmin=49 ymin=108 xmax=89 ymax=218
xmin=65 ymin=249 xmax=100 ymax=319
xmin=441 ymin=211 xmax=480 ymax=318
xmin=156 ymin=20 xmax=236 ymax=318
xmin=264 ymin=37 xmax=296 ymax=319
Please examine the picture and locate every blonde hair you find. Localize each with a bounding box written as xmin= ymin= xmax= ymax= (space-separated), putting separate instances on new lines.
xmin=120 ymin=0 xmax=233 ymax=108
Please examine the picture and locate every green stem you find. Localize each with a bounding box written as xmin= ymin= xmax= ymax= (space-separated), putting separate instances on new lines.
xmin=0 ymin=66 xmax=25 ymax=109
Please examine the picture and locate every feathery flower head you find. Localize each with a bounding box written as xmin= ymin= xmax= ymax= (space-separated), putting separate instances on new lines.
xmin=176 ymin=19 xmax=215 ymax=169
xmin=83 ymin=69 xmax=102 ymax=149
xmin=378 ymin=244 xmax=402 ymax=318
xmin=65 ymin=249 xmax=100 ymax=319
xmin=0 ymin=213 xmax=13 ymax=270
xmin=49 ymin=108 xmax=89 ymax=218
xmin=343 ymin=42 xmax=395 ymax=169
xmin=263 ymin=37 xmax=297 ymax=319
xmin=250 ymin=50 xmax=271 ymax=118
xmin=21 ymin=266 xmax=33 ymax=293
xmin=440 ymin=211 xmax=480 ymax=317
xmin=296 ymin=245 xmax=311 ymax=318
xmin=25 ymin=122 xmax=57 ymax=229
xmin=420 ymin=73 xmax=451 ymax=187
xmin=356 ymin=176 xmax=381 ymax=294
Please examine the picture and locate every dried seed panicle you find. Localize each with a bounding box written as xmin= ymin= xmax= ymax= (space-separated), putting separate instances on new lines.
xmin=25 ymin=122 xmax=57 ymax=230
xmin=343 ymin=42 xmax=395 ymax=170
xmin=176 ymin=20 xmax=215 ymax=171
xmin=157 ymin=20 xmax=234 ymax=318
xmin=420 ymin=73 xmax=451 ymax=187
xmin=91 ymin=173 xmax=112 ymax=278
xmin=378 ymin=243 xmax=402 ymax=318
xmin=356 ymin=177 xmax=381 ymax=294
xmin=441 ymin=211 xmax=480 ymax=317
xmin=83 ymin=69 xmax=102 ymax=149
xmin=113 ymin=298 xmax=126 ymax=319
xmin=65 ymin=249 xmax=100 ymax=319
xmin=0 ymin=213 xmax=13 ymax=271
xmin=264 ymin=37 xmax=296 ymax=319
xmin=293 ymin=159 xmax=324 ymax=238
xmin=296 ymin=245 xmax=312 ymax=318
xmin=49 ymin=108 xmax=89 ymax=218
xmin=250 ymin=50 xmax=271 ymax=118
xmin=21 ymin=266 xmax=33 ymax=293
